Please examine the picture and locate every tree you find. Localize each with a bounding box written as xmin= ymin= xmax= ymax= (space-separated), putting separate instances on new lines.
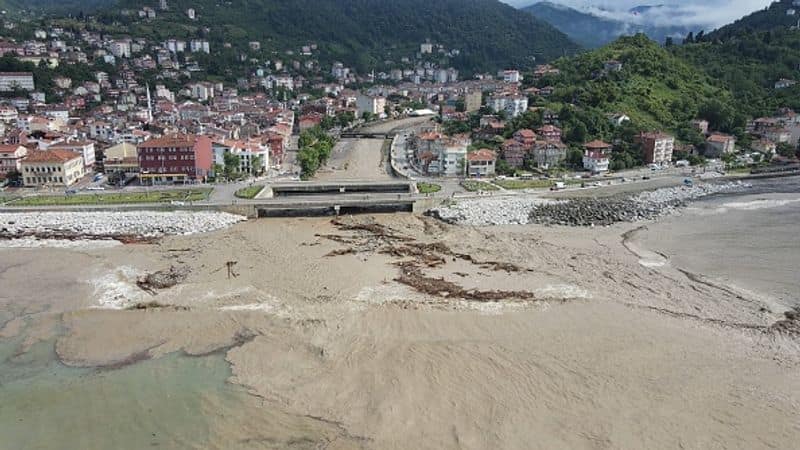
xmin=776 ymin=142 xmax=798 ymax=159
xmin=665 ymin=37 xmax=674 ymax=47
xmin=565 ymin=122 xmax=588 ymax=144
xmin=566 ymin=147 xmax=584 ymax=169
xmin=223 ymin=152 xmax=241 ymax=180
xmin=251 ymin=155 xmax=265 ymax=176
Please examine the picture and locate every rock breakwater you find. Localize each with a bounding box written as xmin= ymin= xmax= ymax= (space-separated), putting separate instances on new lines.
xmin=430 ymin=181 xmax=749 ymax=227
xmin=0 ymin=211 xmax=246 ymax=242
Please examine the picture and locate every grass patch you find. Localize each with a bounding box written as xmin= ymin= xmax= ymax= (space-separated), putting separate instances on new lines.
xmin=494 ymin=179 xmax=580 ymax=190
xmin=461 ymin=180 xmax=499 ymax=192
xmin=417 ymin=182 xmax=442 ymax=194
xmin=9 ymin=188 xmax=212 ymax=206
xmin=234 ymin=185 xmax=264 ymax=199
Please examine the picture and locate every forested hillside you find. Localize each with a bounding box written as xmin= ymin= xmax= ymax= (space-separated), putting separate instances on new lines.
xmin=104 ymin=0 xmax=580 ymax=73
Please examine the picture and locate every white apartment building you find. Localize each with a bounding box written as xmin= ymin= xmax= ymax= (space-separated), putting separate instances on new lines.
xmin=356 ymin=94 xmax=387 ymax=117
xmin=190 ymin=39 xmax=210 ymax=54
xmin=0 ymin=72 xmax=35 ymax=92
xmin=489 ymin=93 xmax=528 ymax=118
xmin=109 ymin=40 xmax=131 ymax=58
xmin=499 ymin=70 xmax=522 ymax=83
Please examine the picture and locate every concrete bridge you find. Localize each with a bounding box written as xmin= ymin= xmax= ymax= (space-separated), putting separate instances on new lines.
xmin=267 ymin=180 xmax=414 ymax=197
xmin=339 ymin=132 xmax=396 ymax=139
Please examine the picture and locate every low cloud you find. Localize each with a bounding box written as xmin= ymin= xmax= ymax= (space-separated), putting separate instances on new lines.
xmin=510 ymin=0 xmax=775 ymax=31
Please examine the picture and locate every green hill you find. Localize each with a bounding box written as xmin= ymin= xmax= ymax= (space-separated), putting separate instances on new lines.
xmin=675 ymin=29 xmax=800 ymax=121
xmin=100 ymin=0 xmax=579 ymax=73
xmin=708 ymin=0 xmax=799 ymax=41
xmin=543 ymin=34 xmax=734 ymax=132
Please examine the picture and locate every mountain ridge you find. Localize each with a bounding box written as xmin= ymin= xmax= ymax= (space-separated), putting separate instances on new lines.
xmin=521 ymin=1 xmax=695 ymax=48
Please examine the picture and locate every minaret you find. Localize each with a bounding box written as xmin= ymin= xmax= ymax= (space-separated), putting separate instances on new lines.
xmin=146 ymin=82 xmax=153 ymax=123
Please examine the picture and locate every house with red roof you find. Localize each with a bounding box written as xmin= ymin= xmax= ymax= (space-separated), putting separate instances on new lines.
xmin=583 ymin=140 xmax=612 ymax=173
xmin=467 ymin=148 xmax=497 ymax=177
xmin=20 ymin=149 xmax=85 ymax=187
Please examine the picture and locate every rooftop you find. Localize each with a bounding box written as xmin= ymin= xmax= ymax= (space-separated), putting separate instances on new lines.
xmin=23 ymin=149 xmax=81 ymax=163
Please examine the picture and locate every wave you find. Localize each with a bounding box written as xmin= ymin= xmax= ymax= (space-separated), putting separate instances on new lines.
xmin=719 ymin=198 xmax=800 ymax=211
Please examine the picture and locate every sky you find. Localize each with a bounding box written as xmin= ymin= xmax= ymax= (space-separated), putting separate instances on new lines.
xmin=504 ymin=0 xmax=776 ymax=30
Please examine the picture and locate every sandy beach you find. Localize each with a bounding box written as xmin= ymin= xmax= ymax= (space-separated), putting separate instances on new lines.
xmin=1 ymin=179 xmax=799 ymax=449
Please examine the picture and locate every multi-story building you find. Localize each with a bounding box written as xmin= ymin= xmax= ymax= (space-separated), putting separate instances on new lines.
xmin=489 ymin=93 xmax=528 ymax=118
xmin=583 ymin=140 xmax=611 ymax=173
xmin=356 ymin=94 xmax=386 ymax=117
xmin=0 ymin=144 xmax=27 ymax=177
xmin=20 ymin=149 xmax=85 ymax=187
xmin=499 ymin=70 xmax=522 ymax=83
xmin=537 ymin=124 xmax=562 ymax=142
xmin=137 ymin=134 xmax=212 ymax=184
xmin=705 ymin=133 xmax=736 ymax=157
xmin=48 ymin=141 xmax=96 ymax=169
xmin=467 ymin=149 xmax=496 ymax=177
xmin=463 ymin=91 xmax=482 ymax=113
xmin=639 ymin=131 xmax=675 ymax=165
xmin=501 ymin=139 xmax=527 ymax=168
xmin=530 ymin=140 xmax=566 ymax=169
xmin=109 ymin=40 xmax=131 ymax=58
xmin=0 ymin=106 xmax=18 ymax=123
xmin=0 ymin=72 xmax=35 ymax=91
xmin=189 ymin=39 xmax=210 ymax=54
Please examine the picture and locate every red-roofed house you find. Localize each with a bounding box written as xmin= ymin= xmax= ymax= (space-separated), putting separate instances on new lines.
xmin=21 ymin=149 xmax=85 ymax=186
xmin=537 ymin=124 xmax=562 ymax=141
xmin=705 ymin=133 xmax=736 ymax=157
xmin=583 ymin=140 xmax=611 ymax=173
xmin=467 ymin=149 xmax=497 ymax=177
xmin=513 ymin=129 xmax=537 ymax=147
xmin=137 ymin=134 xmax=212 ymax=184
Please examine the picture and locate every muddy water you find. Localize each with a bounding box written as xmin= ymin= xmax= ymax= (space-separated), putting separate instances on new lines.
xmin=0 ymin=336 xmax=247 ymax=449
xmin=640 ymin=178 xmax=800 ymax=308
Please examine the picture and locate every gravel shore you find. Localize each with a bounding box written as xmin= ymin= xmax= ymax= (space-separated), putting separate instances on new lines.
xmin=430 ymin=181 xmax=751 ymax=226
xmin=0 ymin=211 xmax=247 ymax=240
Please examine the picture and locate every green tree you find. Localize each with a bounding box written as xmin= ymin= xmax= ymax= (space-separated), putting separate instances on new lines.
xmin=776 ymin=142 xmax=798 ymax=158
xmin=223 ymin=152 xmax=241 ymax=180
xmin=251 ymin=155 xmax=265 ymax=176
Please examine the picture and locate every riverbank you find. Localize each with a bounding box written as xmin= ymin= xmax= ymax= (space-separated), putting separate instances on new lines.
xmin=1 ymin=178 xmax=799 ymax=449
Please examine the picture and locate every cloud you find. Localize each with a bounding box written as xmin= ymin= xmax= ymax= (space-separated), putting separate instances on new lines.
xmin=507 ymin=0 xmax=775 ymax=30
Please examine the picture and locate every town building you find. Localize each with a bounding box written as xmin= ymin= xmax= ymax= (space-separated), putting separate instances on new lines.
xmin=639 ymin=131 xmax=675 ymax=165
xmin=530 ymin=140 xmax=566 ymax=169
xmin=20 ymin=149 xmax=85 ymax=187
xmin=463 ymin=90 xmax=482 ymax=113
xmin=583 ymin=140 xmax=611 ymax=173
xmin=489 ymin=93 xmax=528 ymax=118
xmin=691 ymin=119 xmax=710 ymax=134
xmin=537 ymin=124 xmax=562 ymax=141
xmin=0 ymin=144 xmax=27 ymax=177
xmin=0 ymin=72 xmax=35 ymax=91
xmin=751 ymin=138 xmax=777 ymax=156
xmin=774 ymin=78 xmax=797 ymax=90
xmin=705 ymin=133 xmax=736 ymax=157
xmin=499 ymin=70 xmax=521 ymax=83
xmin=467 ymin=148 xmax=496 ymax=177
xmin=49 ymin=141 xmax=97 ymax=169
xmin=356 ymin=94 xmax=386 ymax=117
xmin=103 ymin=142 xmax=139 ymax=174
xmin=137 ymin=134 xmax=212 ymax=184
